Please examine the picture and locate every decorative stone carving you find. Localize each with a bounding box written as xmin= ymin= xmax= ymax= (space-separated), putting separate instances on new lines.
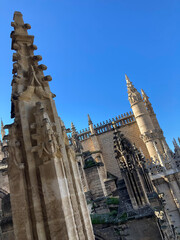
xmin=71 ymin=122 xmax=83 ymax=153
xmin=125 ymin=74 xmax=142 ymax=105
xmin=141 ymin=129 xmax=164 ymax=143
xmin=31 ymin=102 xmax=61 ymax=162
xmin=7 ymin=12 xmax=95 ymax=239
xmin=5 ymin=124 xmax=24 ymax=171
xmin=19 ymin=65 xmax=52 ymax=101
xmin=114 ymin=126 xmax=154 ymax=209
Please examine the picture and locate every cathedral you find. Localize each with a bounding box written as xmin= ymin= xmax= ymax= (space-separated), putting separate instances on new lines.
xmin=0 ymin=11 xmax=180 ymax=240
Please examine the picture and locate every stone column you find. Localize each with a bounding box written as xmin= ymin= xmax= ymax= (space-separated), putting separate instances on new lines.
xmin=7 ymin=11 xmax=95 ymax=240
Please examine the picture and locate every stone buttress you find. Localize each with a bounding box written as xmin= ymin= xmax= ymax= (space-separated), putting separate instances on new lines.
xmin=5 ymin=11 xmax=94 ymax=240
xmin=113 ymin=123 xmax=154 ymax=210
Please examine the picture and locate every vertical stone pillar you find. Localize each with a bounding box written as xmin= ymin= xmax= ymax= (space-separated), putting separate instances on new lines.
xmin=84 ymin=164 xmax=107 ymax=199
xmin=6 ymin=11 xmax=94 ymax=240
xmin=87 ymin=115 xmax=107 ymax=179
xmin=71 ymin=122 xmax=89 ymax=193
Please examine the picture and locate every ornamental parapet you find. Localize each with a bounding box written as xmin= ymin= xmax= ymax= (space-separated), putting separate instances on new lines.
xmin=68 ymin=111 xmax=135 ymax=142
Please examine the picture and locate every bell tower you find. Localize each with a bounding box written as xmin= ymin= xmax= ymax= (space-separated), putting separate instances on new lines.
xmin=125 ymin=75 xmax=164 ymax=164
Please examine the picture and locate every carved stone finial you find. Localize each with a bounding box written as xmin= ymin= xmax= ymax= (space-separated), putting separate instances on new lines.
xmin=141 ymin=89 xmax=154 ymax=114
xmin=125 ymin=74 xmax=131 ymax=84
xmin=125 ymin=74 xmax=142 ymax=105
xmin=87 ymin=114 xmax=96 ymax=135
xmin=173 ymin=138 xmax=180 ymax=158
xmin=12 ymin=12 xmax=30 ymax=37
xmin=13 ymin=11 xmax=24 ymax=25
xmin=141 ymin=89 xmax=146 ymax=98
xmin=112 ymin=121 xmax=117 ymax=132
xmin=125 ymin=74 xmax=136 ymax=92
xmin=141 ymin=89 xmax=148 ymax=101
xmin=71 ymin=122 xmax=77 ymax=135
xmin=71 ymin=123 xmax=83 ymax=153
xmin=173 ymin=138 xmax=180 ymax=149
xmin=87 ymin=114 xmax=93 ymax=125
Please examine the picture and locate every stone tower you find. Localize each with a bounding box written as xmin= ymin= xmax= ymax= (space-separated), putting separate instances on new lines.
xmin=126 ymin=75 xmax=180 ymax=237
xmin=5 ymin=11 xmax=94 ymax=240
xmin=125 ymin=74 xmax=165 ymax=164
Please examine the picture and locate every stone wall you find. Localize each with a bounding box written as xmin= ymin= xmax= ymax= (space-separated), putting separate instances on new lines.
xmin=125 ymin=217 xmax=162 ymax=240
xmin=81 ymin=121 xmax=150 ymax=178
xmin=85 ymin=166 xmax=107 ymax=199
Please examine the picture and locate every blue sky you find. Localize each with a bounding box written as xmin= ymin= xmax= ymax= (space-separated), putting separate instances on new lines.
xmin=0 ymin=0 xmax=180 ymax=149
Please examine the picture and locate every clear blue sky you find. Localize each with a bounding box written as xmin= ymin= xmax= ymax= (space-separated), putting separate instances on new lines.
xmin=0 ymin=0 xmax=180 ymax=149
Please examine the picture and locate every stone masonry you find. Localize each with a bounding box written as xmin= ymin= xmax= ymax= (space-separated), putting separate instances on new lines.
xmin=4 ymin=11 xmax=95 ymax=240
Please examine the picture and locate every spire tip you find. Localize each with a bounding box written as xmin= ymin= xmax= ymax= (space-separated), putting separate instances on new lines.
xmin=125 ymin=74 xmax=129 ymax=82
xmin=87 ymin=114 xmax=93 ymax=125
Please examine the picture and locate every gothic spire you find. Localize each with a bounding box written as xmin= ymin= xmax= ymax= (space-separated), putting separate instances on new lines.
xmin=173 ymin=138 xmax=180 ymax=150
xmin=8 ymin=12 xmax=94 ymax=239
xmin=141 ymin=89 xmax=148 ymax=100
xmin=141 ymin=89 xmax=154 ymax=114
xmin=125 ymin=74 xmax=133 ymax=88
xmin=71 ymin=122 xmax=77 ymax=135
xmin=125 ymin=74 xmax=142 ymax=105
xmin=87 ymin=114 xmax=95 ymax=135
xmin=87 ymin=114 xmax=93 ymax=125
xmin=11 ymin=11 xmax=53 ymax=118
xmin=173 ymin=138 xmax=180 ymax=158
xmin=125 ymin=74 xmax=136 ymax=94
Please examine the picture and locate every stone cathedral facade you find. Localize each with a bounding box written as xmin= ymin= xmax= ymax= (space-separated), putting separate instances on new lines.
xmin=68 ymin=77 xmax=180 ymax=240
xmin=0 ymin=11 xmax=180 ymax=240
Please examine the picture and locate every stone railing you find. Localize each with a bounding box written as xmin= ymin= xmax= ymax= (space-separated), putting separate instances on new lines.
xmin=68 ymin=111 xmax=135 ymax=142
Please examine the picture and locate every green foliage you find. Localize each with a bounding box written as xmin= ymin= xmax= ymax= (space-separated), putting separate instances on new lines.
xmin=90 ymin=198 xmax=128 ymax=225
xmin=91 ymin=210 xmax=124 ymax=225
xmin=91 ymin=213 xmax=118 ymax=224
xmin=110 ymin=210 xmax=118 ymax=216
xmin=84 ymin=158 xmax=97 ymax=169
xmin=119 ymin=212 xmax=128 ymax=222
xmin=91 ymin=214 xmax=107 ymax=224
xmin=106 ymin=197 xmax=119 ymax=205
